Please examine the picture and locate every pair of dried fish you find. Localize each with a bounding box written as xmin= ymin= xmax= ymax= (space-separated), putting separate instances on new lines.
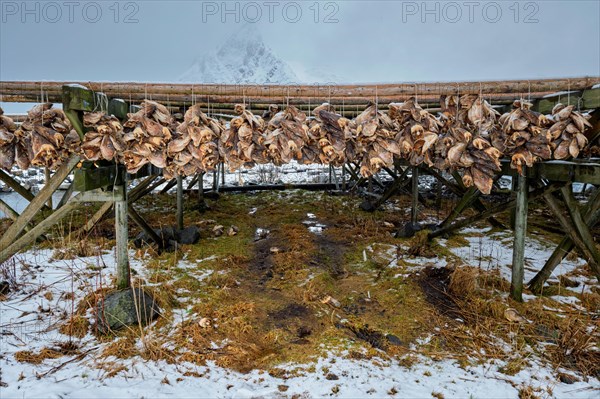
xmin=548 ymin=104 xmax=592 ymax=160
xmin=437 ymin=95 xmax=502 ymax=194
xmin=81 ymin=112 xmax=124 ymax=162
xmin=500 ymin=100 xmax=552 ymax=175
xmin=0 ymin=108 xmax=18 ymax=170
xmin=0 ymin=104 xmax=78 ymax=171
xmin=219 ymin=104 xmax=266 ymax=171
xmin=164 ymin=104 xmax=223 ymax=179
xmin=121 ymin=101 xmax=175 ymax=173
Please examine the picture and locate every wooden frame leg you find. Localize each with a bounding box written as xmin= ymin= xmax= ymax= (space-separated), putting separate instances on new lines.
xmin=511 ymin=172 xmax=528 ymax=302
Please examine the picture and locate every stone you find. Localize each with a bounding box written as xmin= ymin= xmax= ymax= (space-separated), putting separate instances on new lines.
xmin=558 ymin=372 xmax=579 ymax=384
xmin=394 ymin=222 xmax=423 ymax=238
xmin=386 ymin=334 xmax=403 ymax=346
xmin=325 ymin=373 xmax=339 ymax=381
xmin=359 ymin=200 xmax=376 ymax=212
xmin=133 ymin=226 xmax=200 ymax=251
xmin=96 ymin=288 xmax=160 ymax=334
xmin=177 ymin=226 xmax=200 ymax=245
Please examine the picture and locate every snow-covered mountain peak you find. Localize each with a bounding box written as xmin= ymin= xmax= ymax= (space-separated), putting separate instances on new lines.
xmin=179 ymin=24 xmax=298 ymax=84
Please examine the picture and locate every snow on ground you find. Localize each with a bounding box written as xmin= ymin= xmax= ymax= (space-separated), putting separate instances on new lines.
xmin=438 ymin=226 xmax=596 ymax=293
xmin=1 ymin=245 xmax=598 ymax=398
xmin=2 ymin=186 xmax=600 ymax=397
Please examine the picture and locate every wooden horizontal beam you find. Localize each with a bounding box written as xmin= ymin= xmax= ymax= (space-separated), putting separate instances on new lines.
xmin=2 ymin=77 xmax=598 ymax=99
xmin=500 ymin=159 xmax=600 ymax=185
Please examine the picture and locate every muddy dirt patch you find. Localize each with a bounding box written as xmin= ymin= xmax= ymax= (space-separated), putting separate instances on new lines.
xmin=310 ymin=234 xmax=348 ymax=279
xmin=417 ymin=266 xmax=461 ymax=320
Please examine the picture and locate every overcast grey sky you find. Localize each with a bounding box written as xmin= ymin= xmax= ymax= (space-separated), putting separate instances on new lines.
xmin=0 ymin=0 xmax=599 ymax=84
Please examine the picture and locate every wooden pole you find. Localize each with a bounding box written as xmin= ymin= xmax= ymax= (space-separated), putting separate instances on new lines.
xmin=543 ymin=191 xmax=600 ymax=274
xmin=220 ymin=163 xmax=225 ymax=186
xmin=56 ymin=181 xmax=75 ymax=209
xmin=176 ymin=175 xmax=184 ymax=230
xmin=0 ymin=169 xmax=41 ymax=206
xmin=0 ymin=197 xmax=81 ymax=265
xmin=439 ymin=187 xmax=480 ymax=229
xmin=127 ymin=205 xmax=163 ymax=248
xmin=510 ymin=176 xmax=517 ymax=230
xmin=4 ymin=77 xmax=597 ymax=100
xmin=510 ymin=171 xmax=528 ymax=302
xmin=44 ymin=168 xmax=53 ymax=209
xmin=528 ymin=189 xmax=600 ymax=292
xmin=429 ymin=182 xmax=562 ymax=239
xmin=560 ymin=185 xmax=600 ymax=279
xmin=411 ymin=167 xmax=419 ymax=226
xmin=0 ymin=198 xmax=20 ymax=222
xmin=0 ymin=156 xmax=79 ymax=251
xmin=114 ymin=184 xmax=130 ymax=290
xmin=198 ymin=172 xmax=205 ymax=209
xmin=212 ymin=168 xmax=219 ymax=193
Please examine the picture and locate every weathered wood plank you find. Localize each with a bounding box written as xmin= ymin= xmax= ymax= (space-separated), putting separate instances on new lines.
xmin=127 ymin=205 xmax=164 ymax=249
xmin=0 ymin=156 xmax=80 ymax=251
xmin=70 ymin=175 xmax=158 ymax=238
xmin=510 ymin=172 xmax=528 ymax=302
xmin=429 ymin=182 xmax=563 ymax=239
xmin=114 ymin=185 xmax=129 ymax=290
xmin=73 ymin=163 xmax=125 ymax=192
xmin=500 ymin=159 xmax=600 ymax=185
xmin=561 ymin=185 xmax=600 ymax=279
xmin=529 ymin=188 xmax=600 ymax=293
xmin=0 ymin=198 xmax=20 ymax=222
xmin=0 ymin=169 xmax=40 ymax=206
xmin=543 ymin=191 xmax=598 ymax=272
xmin=176 ymin=176 xmax=184 ymax=230
xmin=56 ymin=181 xmax=75 ymax=209
xmin=0 ymin=194 xmax=81 ymax=264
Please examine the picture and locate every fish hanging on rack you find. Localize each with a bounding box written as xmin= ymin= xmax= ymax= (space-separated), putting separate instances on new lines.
xmin=547 ymin=104 xmax=592 ymax=160
xmin=219 ymin=104 xmax=266 ymax=171
xmin=389 ymin=98 xmax=439 ymax=168
xmin=164 ymin=104 xmax=223 ymax=179
xmin=0 ymin=108 xmax=18 ymax=170
xmin=13 ymin=104 xmax=74 ymax=170
xmin=264 ymin=105 xmax=308 ymax=165
xmin=122 ymin=100 xmax=175 ymax=173
xmin=80 ymin=112 xmax=124 ymax=162
xmin=500 ymin=100 xmax=552 ymax=175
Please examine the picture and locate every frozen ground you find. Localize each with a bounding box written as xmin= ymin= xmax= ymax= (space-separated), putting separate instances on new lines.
xmin=1 ymin=224 xmax=598 ymax=398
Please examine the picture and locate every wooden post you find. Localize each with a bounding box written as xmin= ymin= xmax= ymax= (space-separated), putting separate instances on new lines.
xmin=528 ymin=189 xmax=600 ymax=292
xmin=212 ymin=168 xmax=218 ymax=193
xmin=510 ymin=176 xmax=517 ymax=230
xmin=0 ymin=198 xmax=20 ymax=222
xmin=543 ymin=190 xmax=600 ymax=274
xmin=411 ymin=167 xmax=419 ymax=226
xmin=561 ymin=185 xmax=600 ymax=279
xmin=0 ymin=169 xmax=43 ymax=207
xmin=221 ymin=163 xmax=225 ymax=186
xmin=511 ymin=171 xmax=528 ymax=302
xmin=127 ymin=205 xmax=163 ymax=248
xmin=56 ymin=181 xmax=74 ymax=209
xmin=44 ymin=168 xmax=53 ymax=209
xmin=439 ymin=187 xmax=479 ymax=228
xmin=176 ymin=175 xmax=184 ymax=230
xmin=198 ymin=172 xmax=205 ymax=208
xmin=115 ymin=184 xmax=130 ymax=290
xmin=0 ymin=156 xmax=79 ymax=251
xmin=0 ymin=197 xmax=81 ymax=265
